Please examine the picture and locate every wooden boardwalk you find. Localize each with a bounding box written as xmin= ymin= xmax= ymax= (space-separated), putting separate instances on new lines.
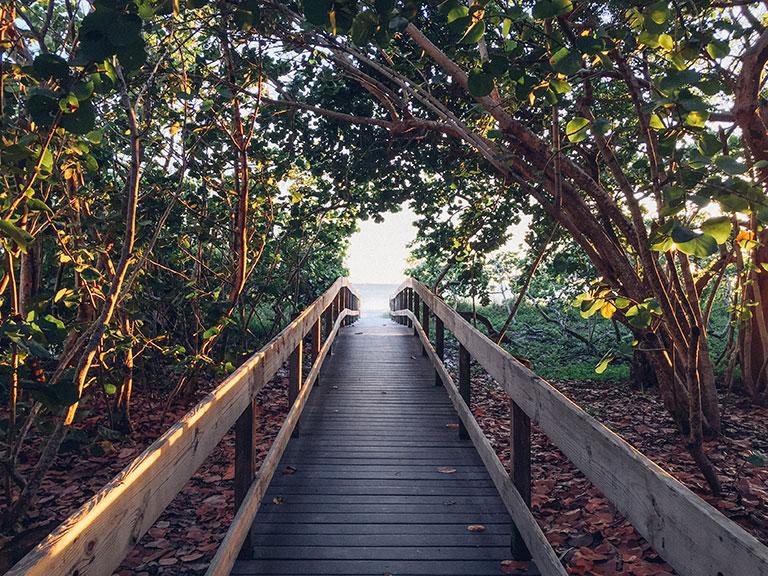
xmin=232 ymin=317 xmax=537 ymax=576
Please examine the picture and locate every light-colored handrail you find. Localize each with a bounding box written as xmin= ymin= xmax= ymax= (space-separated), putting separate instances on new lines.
xmin=391 ymin=278 xmax=768 ymax=576
xmin=8 ymin=278 xmax=359 ymax=576
xmin=205 ymin=307 xmax=354 ymax=576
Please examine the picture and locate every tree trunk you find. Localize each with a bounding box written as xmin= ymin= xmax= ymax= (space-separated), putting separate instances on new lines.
xmin=734 ymin=28 xmax=768 ymax=404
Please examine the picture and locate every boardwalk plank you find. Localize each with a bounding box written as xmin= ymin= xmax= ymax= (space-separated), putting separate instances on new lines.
xmin=233 ymin=318 xmax=538 ymax=576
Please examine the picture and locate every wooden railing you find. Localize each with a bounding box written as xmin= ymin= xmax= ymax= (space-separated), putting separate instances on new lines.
xmin=391 ymin=278 xmax=768 ymax=576
xmin=8 ymin=278 xmax=359 ymax=576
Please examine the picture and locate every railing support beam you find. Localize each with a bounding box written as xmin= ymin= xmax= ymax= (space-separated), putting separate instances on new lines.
xmin=413 ymin=291 xmax=420 ymax=336
xmin=421 ymin=300 xmax=429 ymax=356
xmin=289 ymin=338 xmax=303 ymax=437
xmin=435 ymin=316 xmax=444 ymax=386
xmin=458 ymin=343 xmax=471 ymax=440
xmin=234 ymin=400 xmax=256 ymax=559
xmin=511 ymin=399 xmax=532 ymax=559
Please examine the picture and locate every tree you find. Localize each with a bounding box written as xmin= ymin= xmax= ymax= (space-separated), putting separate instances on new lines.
xmin=260 ymin=0 xmax=768 ymax=493
xmin=0 ymin=0 xmax=367 ymax=530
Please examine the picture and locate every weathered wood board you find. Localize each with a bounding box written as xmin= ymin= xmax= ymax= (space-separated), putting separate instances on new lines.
xmin=232 ymin=318 xmax=540 ymax=576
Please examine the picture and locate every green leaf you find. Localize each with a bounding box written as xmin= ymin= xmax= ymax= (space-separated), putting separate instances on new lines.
xmin=676 ymin=233 xmax=718 ymax=257
xmin=482 ymin=59 xmax=507 ymax=77
xmin=549 ymin=47 xmax=581 ymax=75
xmin=697 ymin=133 xmax=721 ymax=157
xmin=649 ymin=220 xmax=676 ymax=252
xmin=27 ymin=91 xmax=59 ymax=128
xmin=460 ymin=20 xmax=485 ymax=44
xmin=0 ymin=220 xmax=33 ymax=252
xmin=647 ymin=1 xmax=670 ymax=24
xmin=303 ymin=0 xmax=333 ymax=26
xmin=580 ymin=298 xmax=603 ymax=318
xmin=685 ymin=110 xmax=709 ymax=128
xmin=501 ymin=18 xmax=512 ymax=37
xmin=533 ymin=0 xmax=572 ymax=20
xmin=659 ymin=69 xmax=702 ymax=93
xmin=351 ymin=11 xmax=377 ymax=45
xmin=72 ymin=80 xmax=94 ymax=101
xmin=649 ymin=114 xmax=665 ymax=130
xmin=701 ymin=216 xmax=732 ymax=243
xmin=108 ymin=14 xmax=143 ymax=47
xmin=595 ymin=355 xmax=613 ymax=374
xmin=59 ymin=99 xmax=96 ymax=135
xmin=467 ymin=68 xmax=494 ymax=97
xmin=615 ymin=297 xmax=631 ymax=309
xmin=626 ymin=305 xmax=653 ymax=329
xmin=447 ymin=5 xmax=469 ymax=23
xmin=116 ymin=38 xmax=147 ymax=72
xmin=104 ymin=383 xmax=117 ymax=395
xmin=85 ymin=130 xmax=103 ymax=144
xmin=706 ymin=39 xmax=729 ymax=59
xmin=658 ymin=33 xmax=674 ymax=51
xmin=26 ymin=198 xmax=53 ymax=213
xmin=549 ymin=77 xmax=571 ymax=93
xmin=591 ymin=118 xmax=613 ymax=136
xmin=565 ymin=117 xmax=590 ymax=143
xmin=79 ymin=267 xmax=100 ymax=282
xmin=575 ymin=35 xmax=604 ymax=55
xmin=59 ymin=93 xmax=79 ymax=113
xmin=714 ymin=155 xmax=747 ymax=175
xmin=671 ymin=224 xmax=696 ymax=244
xmin=33 ymin=54 xmax=69 ymax=81
xmin=747 ymin=450 xmax=768 ymax=467
xmin=638 ymin=31 xmax=659 ymax=48
xmin=203 ymin=326 xmax=220 ymax=339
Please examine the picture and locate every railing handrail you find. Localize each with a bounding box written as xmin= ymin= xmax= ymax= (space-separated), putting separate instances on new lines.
xmin=391 ymin=278 xmax=768 ymax=576
xmin=8 ymin=278 xmax=360 ymax=576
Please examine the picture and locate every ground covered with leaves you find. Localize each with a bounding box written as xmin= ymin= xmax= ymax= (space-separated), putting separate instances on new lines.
xmin=464 ymin=360 xmax=768 ymax=576
xmin=3 ymin=353 xmax=766 ymax=576
xmin=0 ymin=368 xmax=289 ymax=575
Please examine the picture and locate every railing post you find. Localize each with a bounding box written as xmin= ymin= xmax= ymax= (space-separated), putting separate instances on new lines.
xmin=311 ymin=317 xmax=321 ymax=385
xmin=407 ymin=288 xmax=413 ymax=328
xmin=234 ymin=400 xmax=256 ymax=559
xmin=421 ymin=299 xmax=429 ymax=356
xmin=324 ymin=301 xmax=333 ymax=357
xmin=413 ymin=291 xmax=420 ymax=336
xmin=435 ymin=316 xmax=444 ymax=386
xmin=458 ymin=343 xmax=471 ymax=440
xmin=289 ymin=337 xmax=303 ymax=438
xmin=510 ymin=400 xmax=532 ymax=559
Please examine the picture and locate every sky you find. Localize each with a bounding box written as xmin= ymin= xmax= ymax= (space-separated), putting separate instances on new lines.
xmin=345 ymin=205 xmax=418 ymax=285
xmin=345 ymin=204 xmax=532 ymax=287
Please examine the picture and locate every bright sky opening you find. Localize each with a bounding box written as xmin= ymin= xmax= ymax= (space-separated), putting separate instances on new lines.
xmin=345 ymin=205 xmax=418 ymax=285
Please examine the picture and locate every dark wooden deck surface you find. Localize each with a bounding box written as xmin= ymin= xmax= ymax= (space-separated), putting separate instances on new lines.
xmin=231 ymin=316 xmax=538 ymax=576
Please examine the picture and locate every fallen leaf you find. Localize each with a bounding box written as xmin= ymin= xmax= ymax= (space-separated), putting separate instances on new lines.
xmin=282 ymin=466 xmax=297 ymax=475
xmin=437 ymin=466 xmax=457 ymax=474
xmin=468 ymin=524 xmax=486 ymax=532
xmin=445 ymin=423 xmax=459 ymax=428
xmin=501 ymin=559 xmax=530 ymax=574
xmin=273 ymin=496 xmax=285 ymax=504
xmin=444 ymin=500 xmax=456 ymax=506
xmin=180 ymin=552 xmax=204 ymax=562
